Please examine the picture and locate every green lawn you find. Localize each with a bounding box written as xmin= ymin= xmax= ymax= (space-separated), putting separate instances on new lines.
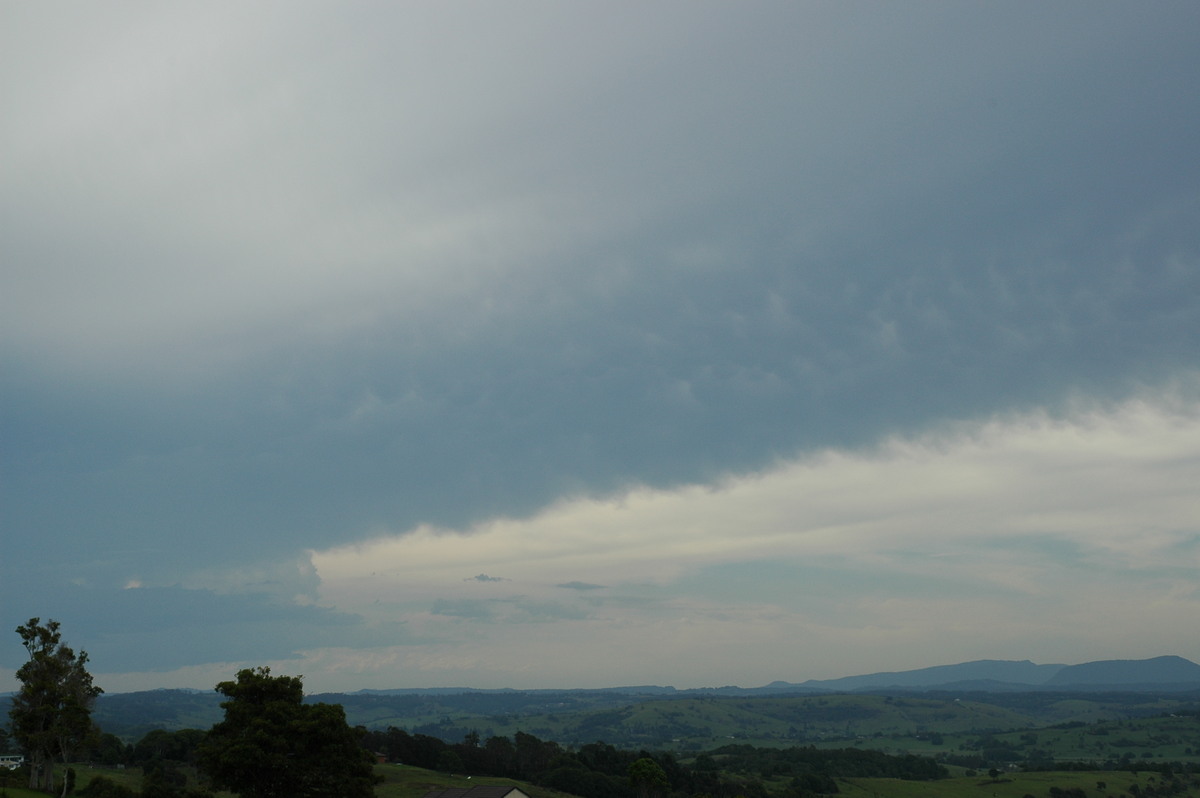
xmin=6 ymin=764 xmax=234 ymax=798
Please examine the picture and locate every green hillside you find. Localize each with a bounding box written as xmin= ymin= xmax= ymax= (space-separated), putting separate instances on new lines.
xmin=510 ymin=694 xmax=1038 ymax=748
xmin=436 ymin=695 xmax=1189 ymax=752
xmin=76 ymin=688 xmax=1200 ymax=755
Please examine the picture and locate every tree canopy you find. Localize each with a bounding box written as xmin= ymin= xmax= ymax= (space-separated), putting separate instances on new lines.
xmin=197 ymin=667 xmax=378 ymax=798
xmin=9 ymin=617 xmax=103 ymax=796
xmin=628 ymin=756 xmax=670 ymax=798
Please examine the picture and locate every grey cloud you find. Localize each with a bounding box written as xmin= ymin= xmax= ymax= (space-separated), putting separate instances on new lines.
xmin=430 ymin=600 xmax=495 ymax=621
xmin=2 ymin=2 xmax=1199 ymax=683
xmin=466 ymin=574 xmax=509 ymax=583
xmin=431 ymin=597 xmax=590 ymax=624
xmin=558 ymin=582 xmax=607 ymax=591
xmin=0 ymin=585 xmax=377 ymax=673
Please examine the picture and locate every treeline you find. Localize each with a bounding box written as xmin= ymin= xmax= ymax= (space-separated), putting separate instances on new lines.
xmin=700 ymin=743 xmax=947 ymax=781
xmin=64 ymin=725 xmax=950 ymax=798
xmin=1045 ymin=774 xmax=1197 ymax=798
xmin=1028 ymin=760 xmax=1200 ymax=779
xmin=360 ymin=727 xmax=948 ymax=798
xmin=40 ymin=723 xmax=952 ymax=798
xmin=65 ymin=728 xmax=207 ymax=770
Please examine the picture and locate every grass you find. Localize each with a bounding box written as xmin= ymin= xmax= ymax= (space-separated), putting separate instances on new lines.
xmin=373 ymin=764 xmax=576 ymax=798
xmin=9 ymin=762 xmax=1198 ymax=798
xmin=0 ymin=789 xmax=45 ymax=798
xmin=11 ymin=764 xmax=236 ymax=798
xmin=837 ymin=770 xmax=1194 ymax=798
xmin=12 ymin=762 xmax=563 ymax=798
xmin=370 ymin=763 xmax=1200 ymax=798
xmin=0 ymin=766 xmax=141 ymax=798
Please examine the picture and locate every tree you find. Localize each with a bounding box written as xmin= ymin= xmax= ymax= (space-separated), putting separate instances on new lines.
xmin=197 ymin=667 xmax=378 ymax=798
xmin=628 ymin=757 xmax=669 ymax=798
xmin=9 ymin=618 xmax=103 ymax=796
xmin=78 ymin=774 xmax=136 ymax=798
xmin=140 ymin=757 xmax=188 ymax=798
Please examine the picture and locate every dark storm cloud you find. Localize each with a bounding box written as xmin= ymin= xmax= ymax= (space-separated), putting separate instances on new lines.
xmin=0 ymin=586 xmax=374 ymax=673
xmin=2 ymin=2 xmax=1200 ymax=684
xmin=7 ymin=190 xmax=1195 ymax=590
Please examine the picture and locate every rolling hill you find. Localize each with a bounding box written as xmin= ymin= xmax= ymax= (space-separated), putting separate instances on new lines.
xmin=8 ymin=655 xmax=1198 ymax=745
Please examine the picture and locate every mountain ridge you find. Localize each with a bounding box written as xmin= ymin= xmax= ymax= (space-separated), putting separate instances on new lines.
xmin=12 ymin=654 xmax=1194 ymax=741
xmin=11 ymin=654 xmax=1190 ymax=701
xmin=762 ymin=655 xmax=1200 ymax=694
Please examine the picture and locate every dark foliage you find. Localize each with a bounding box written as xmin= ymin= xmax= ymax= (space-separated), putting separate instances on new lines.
xmin=360 ymin=725 xmax=944 ymax=798
xmin=10 ymin=618 xmax=103 ymax=794
xmin=132 ymin=728 xmax=207 ymax=765
xmin=707 ymin=743 xmax=946 ymax=781
xmin=78 ymin=774 xmax=136 ymax=798
xmin=197 ymin=667 xmax=379 ymax=798
xmin=141 ymin=757 xmax=189 ymax=798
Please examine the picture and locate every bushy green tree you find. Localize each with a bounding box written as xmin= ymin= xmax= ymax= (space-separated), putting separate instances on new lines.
xmin=197 ymin=667 xmax=378 ymax=798
xmin=84 ymin=731 xmax=131 ymax=767
xmin=9 ymin=618 xmax=102 ymax=796
xmin=141 ymin=757 xmax=189 ymax=798
xmin=132 ymin=728 xmax=206 ymax=766
xmin=629 ymin=757 xmax=669 ymax=798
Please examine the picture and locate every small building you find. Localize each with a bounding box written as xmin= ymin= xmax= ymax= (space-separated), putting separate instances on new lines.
xmin=422 ymin=787 xmax=530 ymax=798
xmin=0 ymin=755 xmax=25 ymax=770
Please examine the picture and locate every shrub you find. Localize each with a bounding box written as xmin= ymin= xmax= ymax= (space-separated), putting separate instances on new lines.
xmin=79 ymin=775 xmax=136 ymax=798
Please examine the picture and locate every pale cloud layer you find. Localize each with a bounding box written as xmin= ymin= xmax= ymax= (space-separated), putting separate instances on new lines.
xmin=56 ymin=390 xmax=1200 ymax=694
xmin=3 ymin=2 xmax=1200 ymax=692
xmin=293 ymin=391 xmax=1200 ymax=690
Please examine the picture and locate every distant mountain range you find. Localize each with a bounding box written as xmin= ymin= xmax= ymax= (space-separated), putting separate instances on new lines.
xmin=4 ymin=655 xmax=1198 ymax=703
xmin=347 ymin=655 xmax=1200 ymax=696
xmin=760 ymin=655 xmax=1200 ymax=693
xmin=6 ymin=654 xmax=1198 ymax=742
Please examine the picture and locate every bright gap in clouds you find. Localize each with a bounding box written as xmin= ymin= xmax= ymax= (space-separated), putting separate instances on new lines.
xmin=290 ymin=386 xmax=1200 ymax=692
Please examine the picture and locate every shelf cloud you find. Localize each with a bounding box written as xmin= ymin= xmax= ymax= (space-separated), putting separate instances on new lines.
xmin=3 ymin=1 xmax=1199 ymax=693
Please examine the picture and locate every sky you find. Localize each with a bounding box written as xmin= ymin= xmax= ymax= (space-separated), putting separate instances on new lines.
xmin=3 ymin=1 xmax=1200 ymax=695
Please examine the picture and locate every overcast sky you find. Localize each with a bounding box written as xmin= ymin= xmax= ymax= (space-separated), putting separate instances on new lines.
xmin=3 ymin=1 xmax=1200 ymax=695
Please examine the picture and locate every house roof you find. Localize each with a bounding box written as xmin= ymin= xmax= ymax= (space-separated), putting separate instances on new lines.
xmin=421 ymin=787 xmax=528 ymax=798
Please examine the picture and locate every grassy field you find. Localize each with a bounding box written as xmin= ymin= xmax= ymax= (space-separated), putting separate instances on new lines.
xmin=8 ymin=762 xmax=1199 ymax=798
xmin=7 ymin=764 xmax=228 ymax=798
xmin=374 ymin=764 xmax=579 ymax=798
xmin=5 ymin=763 xmax=571 ymax=798
xmin=838 ymin=770 xmax=1197 ymax=798
xmin=0 ymin=788 xmax=44 ymax=798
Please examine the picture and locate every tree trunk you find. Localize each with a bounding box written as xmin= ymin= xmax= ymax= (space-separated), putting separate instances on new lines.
xmin=27 ymin=753 xmax=42 ymax=790
xmin=58 ymin=743 xmax=74 ymax=798
xmin=29 ymin=752 xmax=55 ymax=793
